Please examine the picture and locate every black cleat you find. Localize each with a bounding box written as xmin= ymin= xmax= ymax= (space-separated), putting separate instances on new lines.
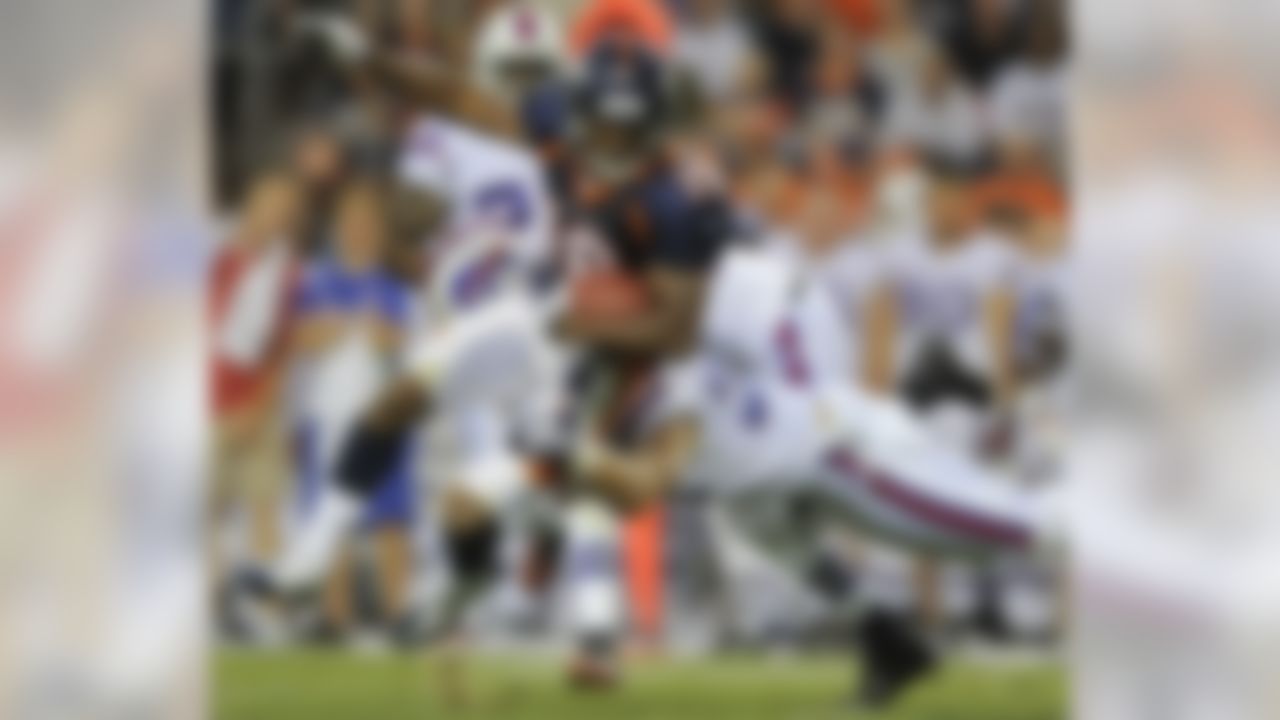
xmin=855 ymin=609 xmax=937 ymax=709
xmin=566 ymin=632 xmax=621 ymax=692
xmin=566 ymin=655 xmax=620 ymax=692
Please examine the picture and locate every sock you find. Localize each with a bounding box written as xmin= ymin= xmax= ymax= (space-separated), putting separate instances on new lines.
xmin=564 ymin=498 xmax=623 ymax=649
xmin=274 ymin=485 xmax=363 ymax=593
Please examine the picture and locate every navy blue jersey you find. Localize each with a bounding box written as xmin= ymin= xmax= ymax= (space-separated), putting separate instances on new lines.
xmin=587 ymin=168 xmax=733 ymax=275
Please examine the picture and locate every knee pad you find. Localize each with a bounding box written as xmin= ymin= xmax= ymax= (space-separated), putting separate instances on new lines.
xmin=446 ymin=519 xmax=501 ymax=586
xmin=337 ymin=422 xmax=407 ymax=498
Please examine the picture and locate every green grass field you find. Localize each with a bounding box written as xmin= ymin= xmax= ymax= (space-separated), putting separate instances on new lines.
xmin=216 ymin=649 xmax=1065 ymax=719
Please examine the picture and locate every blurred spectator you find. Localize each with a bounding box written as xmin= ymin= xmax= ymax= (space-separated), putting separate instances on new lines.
xmin=977 ymin=136 xmax=1065 ymax=386
xmin=881 ymin=43 xmax=991 ymax=171
xmin=289 ymin=182 xmax=416 ymax=641
xmin=715 ymin=64 xmax=805 ymax=231
xmin=796 ymin=135 xmax=874 ymax=239
xmin=708 ymin=56 xmax=780 ymax=168
xmin=923 ymin=0 xmax=1030 ymax=90
xmin=673 ymin=0 xmax=756 ymax=103
xmin=210 ymin=174 xmax=304 ymax=586
xmin=798 ymin=25 xmax=884 ymax=152
xmin=873 ymin=165 xmax=1017 ymax=427
xmin=976 ymin=136 xmax=1065 ymax=233
xmin=989 ymin=0 xmax=1067 ymax=169
xmin=393 ymin=0 xmax=435 ymax=55
xmin=269 ymin=2 xmax=360 ymax=130
xmin=749 ymin=0 xmax=824 ymax=109
xmin=1008 ymin=213 xmax=1065 ymax=386
xmin=291 ymin=126 xmax=348 ymax=258
xmin=866 ymin=0 xmax=933 ymax=106
xmin=570 ymin=0 xmax=675 ymax=57
xmin=824 ymin=0 xmax=882 ymax=37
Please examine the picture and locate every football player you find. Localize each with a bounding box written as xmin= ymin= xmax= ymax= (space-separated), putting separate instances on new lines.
xmin=247 ymin=36 xmax=734 ymax=672
xmin=564 ymin=183 xmax=1060 ymax=706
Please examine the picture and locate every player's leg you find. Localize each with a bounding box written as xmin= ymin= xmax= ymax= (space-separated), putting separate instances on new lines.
xmin=299 ymin=418 xmax=355 ymax=644
xmin=361 ymin=443 xmax=418 ymax=647
xmin=430 ymin=407 xmax=526 ymax=639
xmin=270 ymin=297 xmax=555 ymax=597
xmin=320 ymin=545 xmax=355 ymax=642
xmin=269 ymin=376 xmax=428 ymax=595
xmin=717 ymin=384 xmax=941 ymax=707
xmin=816 ymin=384 xmax=1057 ymax=558
xmin=711 ymin=485 xmax=934 ymax=709
xmin=790 ymin=384 xmax=1058 ymax=706
xmin=562 ymin=495 xmax=625 ymax=689
xmin=561 ymin=360 xmax=671 ymax=689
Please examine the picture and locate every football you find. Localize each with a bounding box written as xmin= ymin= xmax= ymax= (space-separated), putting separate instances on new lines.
xmin=569 ymin=270 xmax=652 ymax=323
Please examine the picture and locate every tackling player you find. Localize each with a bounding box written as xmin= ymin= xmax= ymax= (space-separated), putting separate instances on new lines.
xmin=566 ymin=170 xmax=1061 ymax=707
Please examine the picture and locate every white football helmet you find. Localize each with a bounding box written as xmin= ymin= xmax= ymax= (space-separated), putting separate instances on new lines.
xmin=472 ymin=2 xmax=566 ymax=103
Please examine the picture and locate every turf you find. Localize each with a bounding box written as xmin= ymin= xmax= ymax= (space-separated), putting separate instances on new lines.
xmin=216 ymin=649 xmax=1065 ymax=720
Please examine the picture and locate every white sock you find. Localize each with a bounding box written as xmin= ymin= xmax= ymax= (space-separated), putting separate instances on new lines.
xmin=564 ymin=498 xmax=623 ymax=642
xmin=274 ymin=485 xmax=363 ymax=593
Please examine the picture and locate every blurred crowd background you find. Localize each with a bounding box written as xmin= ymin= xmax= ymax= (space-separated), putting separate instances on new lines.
xmin=9 ymin=0 xmax=1280 ymax=716
xmin=209 ymin=0 xmax=1068 ymax=655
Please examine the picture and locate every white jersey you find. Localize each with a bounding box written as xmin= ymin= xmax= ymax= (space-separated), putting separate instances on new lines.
xmin=660 ymin=242 xmax=1048 ymax=555
xmin=882 ymin=230 xmax=1016 ymax=380
xmin=677 ymin=241 xmax=854 ymax=490
xmin=398 ymin=116 xmax=556 ymax=506
xmin=398 ymin=115 xmax=553 ymax=320
xmin=700 ymin=238 xmax=852 ymax=385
